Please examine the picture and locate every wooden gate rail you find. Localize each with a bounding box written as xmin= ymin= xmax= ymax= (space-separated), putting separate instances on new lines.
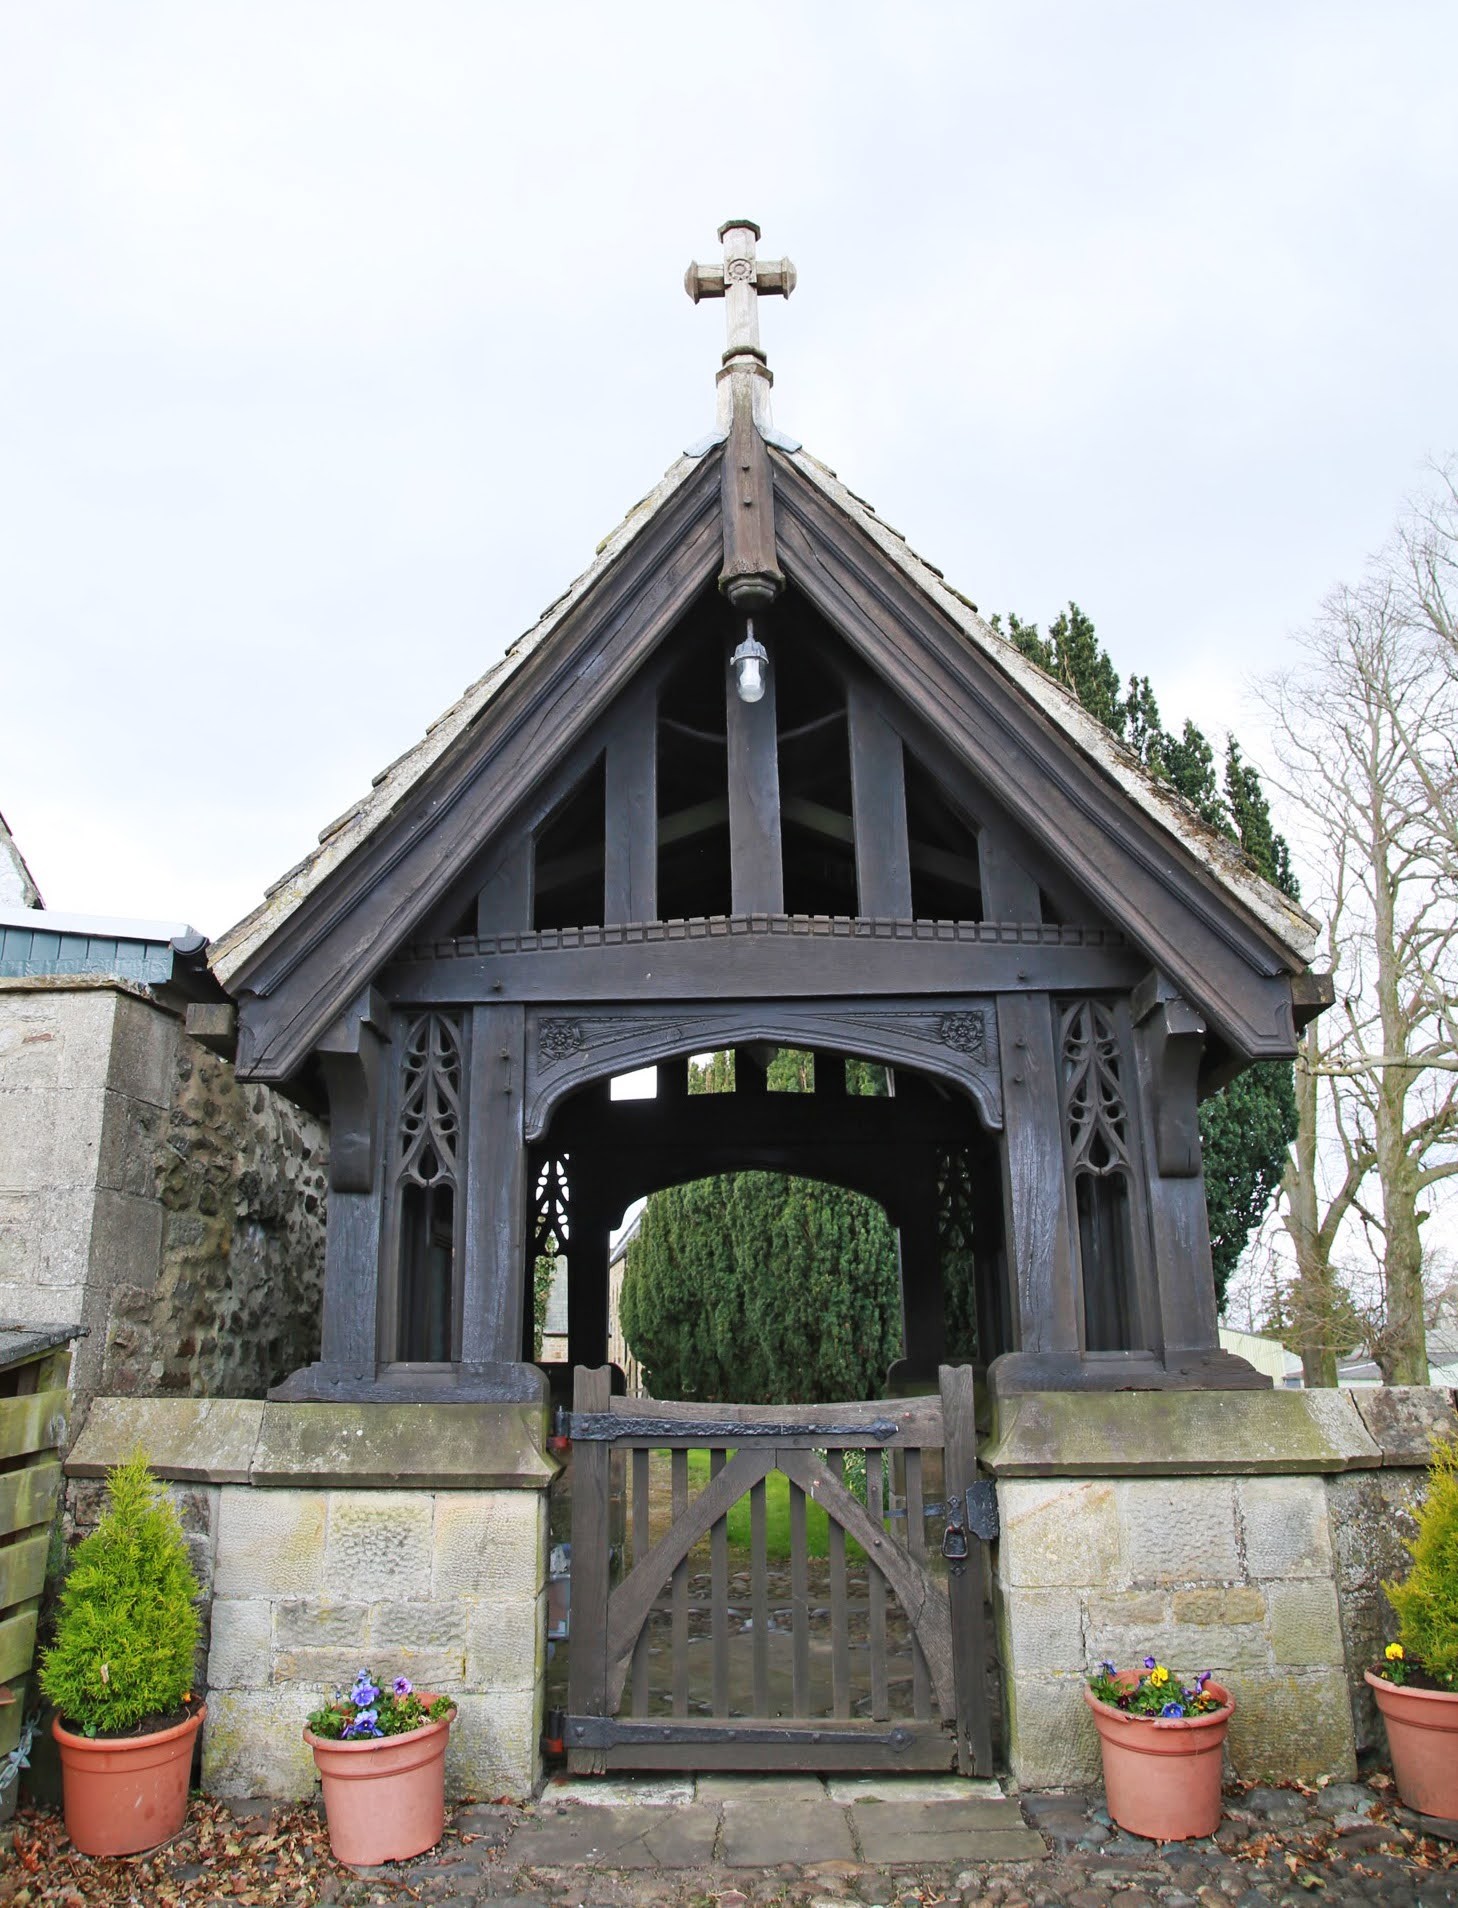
xmin=564 ymin=1364 xmax=994 ymax=1775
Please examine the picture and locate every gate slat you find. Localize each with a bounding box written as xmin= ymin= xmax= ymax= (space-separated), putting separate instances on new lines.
xmin=671 ymin=1447 xmax=689 ymax=1716
xmin=710 ymin=1447 xmax=729 ymax=1717
xmin=865 ymin=1452 xmax=889 ymax=1721
xmin=631 ymin=1445 xmax=650 ymax=1718
xmin=789 ymin=1478 xmax=809 ymax=1716
xmin=750 ymin=1477 xmax=769 ymax=1716
xmin=905 ymin=1446 xmax=931 ymax=1722
xmin=827 ymin=1450 xmax=850 ymax=1720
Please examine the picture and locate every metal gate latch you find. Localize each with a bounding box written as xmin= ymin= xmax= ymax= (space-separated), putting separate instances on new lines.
xmin=941 ymin=1493 xmax=969 ymax=1574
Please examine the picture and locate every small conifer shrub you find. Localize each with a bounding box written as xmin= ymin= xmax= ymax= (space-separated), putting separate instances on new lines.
xmin=40 ymin=1451 xmax=201 ymax=1736
xmin=1382 ymin=1432 xmax=1458 ymax=1691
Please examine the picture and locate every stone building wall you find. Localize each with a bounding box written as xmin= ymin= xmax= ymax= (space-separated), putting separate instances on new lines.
xmin=66 ymin=1397 xmax=554 ymax=1804
xmin=0 ymin=980 xmax=325 ymax=1407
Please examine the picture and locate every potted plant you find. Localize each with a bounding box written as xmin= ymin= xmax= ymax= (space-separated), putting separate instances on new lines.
xmin=39 ymin=1452 xmax=205 ymax=1857
xmin=1084 ymin=1657 xmax=1234 ymax=1840
xmin=1367 ymin=1431 xmax=1458 ymax=1819
xmin=304 ymin=1669 xmax=456 ymax=1864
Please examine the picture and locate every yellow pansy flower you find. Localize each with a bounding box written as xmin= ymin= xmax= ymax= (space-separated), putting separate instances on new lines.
xmin=1386 ymin=1642 xmax=1405 ymax=1662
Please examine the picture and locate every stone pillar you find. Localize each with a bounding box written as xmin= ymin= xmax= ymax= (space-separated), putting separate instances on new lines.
xmin=980 ymin=1388 xmax=1458 ymax=1788
xmin=65 ymin=1394 xmax=555 ymax=1802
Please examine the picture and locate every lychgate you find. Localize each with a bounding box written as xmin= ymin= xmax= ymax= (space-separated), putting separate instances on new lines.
xmin=196 ymin=219 xmax=1331 ymax=1779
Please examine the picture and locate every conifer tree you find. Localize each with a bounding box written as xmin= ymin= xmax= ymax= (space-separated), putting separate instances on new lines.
xmin=620 ymin=1053 xmax=902 ymax=1401
xmin=996 ymin=603 xmax=1299 ymax=1301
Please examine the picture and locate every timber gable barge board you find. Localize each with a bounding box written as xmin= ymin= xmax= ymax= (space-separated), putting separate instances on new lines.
xmin=771 ymin=454 xmax=1304 ymax=1060
xmin=229 ymin=452 xmax=724 ymax=1081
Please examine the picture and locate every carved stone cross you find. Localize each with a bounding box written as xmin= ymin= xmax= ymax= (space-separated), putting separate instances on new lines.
xmin=685 ymin=219 xmax=797 ymax=363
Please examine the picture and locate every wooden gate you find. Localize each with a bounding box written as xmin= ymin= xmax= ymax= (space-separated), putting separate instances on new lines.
xmin=564 ymin=1365 xmax=996 ymax=1774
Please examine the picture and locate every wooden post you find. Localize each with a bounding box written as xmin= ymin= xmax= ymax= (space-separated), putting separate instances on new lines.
xmin=567 ymin=1364 xmax=613 ymax=1773
xmin=897 ymin=1154 xmax=946 ymax=1377
xmin=847 ymin=680 xmax=913 ymax=919
xmin=979 ymin=825 xmax=1081 ymax=1360
xmin=477 ymin=837 xmax=533 ymax=937
xmin=1131 ymin=980 xmax=1221 ymax=1359
xmin=567 ymin=1170 xmax=613 ymax=1371
xmin=940 ymin=1364 xmax=992 ymax=1775
xmin=461 ymin=1003 xmax=528 ymax=1364
xmin=604 ymin=686 xmax=658 ymax=926
xmin=726 ymin=630 xmax=784 ymax=914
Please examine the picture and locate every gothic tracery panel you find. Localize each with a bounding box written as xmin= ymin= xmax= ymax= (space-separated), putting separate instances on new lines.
xmin=393 ymin=1010 xmax=464 ymax=1362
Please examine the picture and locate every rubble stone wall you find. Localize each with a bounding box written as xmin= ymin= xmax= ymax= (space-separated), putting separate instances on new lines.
xmin=0 ymin=982 xmax=325 ymax=1407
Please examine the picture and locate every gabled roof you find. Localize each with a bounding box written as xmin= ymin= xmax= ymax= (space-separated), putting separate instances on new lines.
xmin=779 ymin=449 xmax=1315 ymax=964
xmin=212 ymin=428 xmax=1320 ymax=1081
xmin=211 ymin=448 xmax=709 ymax=986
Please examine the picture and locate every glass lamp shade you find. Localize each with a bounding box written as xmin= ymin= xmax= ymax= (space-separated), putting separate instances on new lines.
xmin=731 ymin=629 xmax=768 ymax=704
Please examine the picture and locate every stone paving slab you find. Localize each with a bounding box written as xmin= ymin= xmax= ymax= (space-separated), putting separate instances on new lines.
xmin=824 ymin=1773 xmax=1003 ymax=1803
xmin=852 ymin=1795 xmax=1047 ymax=1865
xmin=505 ymin=1800 xmax=720 ymax=1868
xmin=696 ymin=1772 xmax=829 ymax=1802
xmin=719 ymin=1794 xmax=858 ymax=1866
xmin=539 ymin=1774 xmax=695 ymax=1807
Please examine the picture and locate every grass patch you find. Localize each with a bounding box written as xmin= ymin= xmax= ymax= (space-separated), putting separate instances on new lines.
xmin=681 ymin=1450 xmax=877 ymax=1562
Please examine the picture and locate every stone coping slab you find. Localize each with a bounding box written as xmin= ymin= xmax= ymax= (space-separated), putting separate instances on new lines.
xmin=1348 ymin=1384 xmax=1458 ymax=1465
xmin=983 ymin=1387 xmax=1384 ymax=1476
xmin=67 ymin=1395 xmax=553 ymax=1489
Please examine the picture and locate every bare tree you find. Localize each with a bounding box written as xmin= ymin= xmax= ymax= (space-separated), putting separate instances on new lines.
xmin=1265 ymin=540 xmax=1458 ymax=1385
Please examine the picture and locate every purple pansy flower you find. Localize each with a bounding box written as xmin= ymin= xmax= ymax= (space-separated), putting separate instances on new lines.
xmin=1161 ymin=1701 xmax=1184 ymax=1717
xmin=393 ymin=1676 xmax=413 ymax=1698
xmin=1143 ymin=1656 xmax=1157 ymax=1670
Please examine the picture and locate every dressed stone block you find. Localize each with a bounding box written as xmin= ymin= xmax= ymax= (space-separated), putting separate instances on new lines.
xmin=202 ymin=1686 xmax=321 ymax=1799
xmin=206 ymin=1598 xmax=272 ymax=1689
xmin=996 ymin=1479 xmax=1119 ymax=1587
xmin=1119 ymin=1476 xmax=1239 ymax=1584
xmin=465 ymin=1587 xmax=547 ymax=1690
xmin=272 ymin=1599 xmax=370 ymax=1650
xmin=432 ymin=1490 xmax=546 ymax=1597
xmin=1239 ymin=1477 xmax=1333 ymax=1578
xmin=998 ymin=1586 xmax=1084 ymax=1674
xmin=214 ymin=1487 xmax=326 ymax=1597
xmin=322 ymin=1491 xmax=433 ymax=1600
xmin=1267 ymin=1576 xmax=1345 ymax=1668
xmin=446 ymin=1686 xmax=542 ymax=1802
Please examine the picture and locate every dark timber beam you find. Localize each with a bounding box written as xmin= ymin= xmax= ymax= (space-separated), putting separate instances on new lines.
xmin=604 ymin=683 xmax=659 ymax=925
xmin=461 ymin=1002 xmax=529 ymax=1368
xmin=846 ymin=679 xmax=913 ymax=919
xmin=725 ymin=630 xmax=784 ymax=913
xmin=383 ymin=922 xmax=1146 ymax=1004
xmin=978 ymin=833 xmax=1080 ymax=1364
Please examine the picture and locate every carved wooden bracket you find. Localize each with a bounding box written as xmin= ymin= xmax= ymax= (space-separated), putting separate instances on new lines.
xmin=1133 ymin=972 xmax=1206 ymax=1178
xmin=317 ymin=988 xmax=390 ymax=1192
xmin=522 ymin=996 xmax=1002 ymax=1141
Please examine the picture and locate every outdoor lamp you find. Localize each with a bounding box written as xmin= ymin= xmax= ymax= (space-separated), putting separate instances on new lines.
xmin=731 ymin=622 xmax=768 ymax=704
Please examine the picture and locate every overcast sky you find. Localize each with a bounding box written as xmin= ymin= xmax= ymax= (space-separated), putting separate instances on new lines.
xmin=2 ymin=2 xmax=1455 ymax=936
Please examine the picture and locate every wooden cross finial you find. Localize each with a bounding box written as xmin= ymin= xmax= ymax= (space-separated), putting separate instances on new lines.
xmin=685 ymin=219 xmax=797 ymax=364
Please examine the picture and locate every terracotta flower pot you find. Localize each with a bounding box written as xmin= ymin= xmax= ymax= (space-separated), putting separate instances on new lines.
xmin=1366 ymin=1668 xmax=1458 ymax=1818
xmin=1084 ymin=1678 xmax=1234 ymax=1841
xmin=304 ymin=1701 xmax=456 ymax=1866
xmin=53 ymin=1703 xmax=205 ymax=1857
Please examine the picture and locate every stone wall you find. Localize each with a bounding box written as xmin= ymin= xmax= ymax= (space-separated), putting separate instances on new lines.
xmin=66 ymin=1397 xmax=555 ymax=1803
xmin=983 ymin=1386 xmax=1457 ymax=1791
xmin=0 ymin=981 xmax=325 ymax=1407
